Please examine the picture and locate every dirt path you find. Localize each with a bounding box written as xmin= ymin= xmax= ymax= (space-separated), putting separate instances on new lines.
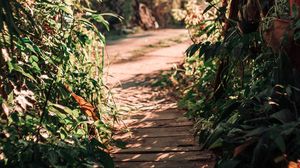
xmin=105 ymin=29 xmax=188 ymax=65
xmin=105 ymin=29 xmax=214 ymax=168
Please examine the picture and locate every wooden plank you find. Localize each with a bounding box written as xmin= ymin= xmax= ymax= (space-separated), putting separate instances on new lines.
xmin=115 ymin=117 xmax=191 ymax=130
xmin=113 ymin=151 xmax=213 ymax=162
xmin=118 ymin=135 xmax=197 ymax=148
xmin=112 ymin=146 xmax=201 ymax=154
xmin=124 ymin=119 xmax=193 ymax=129
xmin=115 ymin=126 xmax=193 ymax=139
xmin=115 ymin=161 xmax=215 ymax=168
xmin=129 ymin=110 xmax=185 ymax=120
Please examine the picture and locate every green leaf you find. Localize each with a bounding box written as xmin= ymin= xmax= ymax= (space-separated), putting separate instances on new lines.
xmin=209 ymin=138 xmax=223 ymax=149
xmin=59 ymin=128 xmax=67 ymax=140
xmin=215 ymin=102 xmax=240 ymax=126
xmin=270 ymin=109 xmax=291 ymax=123
xmin=245 ymin=127 xmax=267 ymax=137
xmin=10 ymin=62 xmax=36 ymax=82
xmin=48 ymin=150 xmax=59 ymax=165
xmin=218 ymin=159 xmax=240 ymax=168
xmin=91 ymin=14 xmax=109 ymax=30
xmin=7 ymin=61 xmax=13 ymax=72
xmin=186 ymin=44 xmax=200 ymax=57
xmin=273 ymin=135 xmax=286 ymax=153
xmin=25 ymin=43 xmax=37 ymax=54
xmin=31 ymin=61 xmax=41 ymax=73
xmin=96 ymin=149 xmax=115 ymax=168
xmin=49 ymin=103 xmax=78 ymax=121
xmin=7 ymin=91 xmax=14 ymax=104
xmin=203 ymin=124 xmax=226 ymax=149
xmin=48 ymin=105 xmax=67 ymax=120
xmin=90 ymin=138 xmax=107 ymax=149
xmin=29 ymin=55 xmax=39 ymax=62
xmin=10 ymin=112 xmax=19 ymax=123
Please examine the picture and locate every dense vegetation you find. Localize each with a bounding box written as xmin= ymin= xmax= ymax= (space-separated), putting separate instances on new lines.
xmin=0 ymin=0 xmax=118 ymax=167
xmin=0 ymin=0 xmax=187 ymax=167
xmin=2 ymin=0 xmax=300 ymax=167
xmin=174 ymin=0 xmax=300 ymax=167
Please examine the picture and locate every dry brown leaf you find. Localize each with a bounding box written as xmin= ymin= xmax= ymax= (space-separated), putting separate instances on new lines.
xmin=64 ymin=84 xmax=99 ymax=121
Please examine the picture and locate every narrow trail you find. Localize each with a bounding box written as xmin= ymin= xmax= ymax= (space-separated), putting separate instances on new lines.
xmin=104 ymin=29 xmax=214 ymax=168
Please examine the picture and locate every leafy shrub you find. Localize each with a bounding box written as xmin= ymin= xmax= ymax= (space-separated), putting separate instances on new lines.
xmin=172 ymin=0 xmax=221 ymax=43
xmin=0 ymin=0 xmax=117 ymax=167
xmin=178 ymin=0 xmax=300 ymax=167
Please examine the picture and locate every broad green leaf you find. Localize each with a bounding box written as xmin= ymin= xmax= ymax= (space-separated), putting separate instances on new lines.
xmin=274 ymin=135 xmax=286 ymax=153
xmin=91 ymin=14 xmax=109 ymax=30
xmin=218 ymin=159 xmax=240 ymax=168
xmin=208 ymin=138 xmax=223 ymax=149
xmin=49 ymin=103 xmax=78 ymax=121
xmin=10 ymin=62 xmax=36 ymax=82
xmin=270 ymin=109 xmax=291 ymax=123
xmin=186 ymin=44 xmax=200 ymax=57
xmin=96 ymin=149 xmax=115 ymax=168
xmin=7 ymin=91 xmax=14 ymax=104
xmin=90 ymin=138 xmax=107 ymax=149
xmin=245 ymin=127 xmax=267 ymax=137
xmin=48 ymin=150 xmax=59 ymax=165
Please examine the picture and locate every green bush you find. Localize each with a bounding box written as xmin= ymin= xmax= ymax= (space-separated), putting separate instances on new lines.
xmin=178 ymin=0 xmax=300 ymax=167
xmin=0 ymin=0 xmax=117 ymax=167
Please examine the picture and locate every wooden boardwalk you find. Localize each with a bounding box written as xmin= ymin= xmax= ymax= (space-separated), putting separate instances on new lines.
xmin=110 ymin=79 xmax=214 ymax=168
xmin=105 ymin=29 xmax=214 ymax=168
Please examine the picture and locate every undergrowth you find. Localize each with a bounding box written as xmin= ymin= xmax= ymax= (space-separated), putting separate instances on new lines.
xmin=171 ymin=0 xmax=300 ymax=167
xmin=0 ymin=0 xmax=120 ymax=167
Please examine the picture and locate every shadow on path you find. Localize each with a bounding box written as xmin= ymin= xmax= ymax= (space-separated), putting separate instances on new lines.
xmin=111 ymin=71 xmax=215 ymax=168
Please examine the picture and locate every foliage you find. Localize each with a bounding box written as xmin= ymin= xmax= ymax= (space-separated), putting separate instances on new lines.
xmin=0 ymin=0 xmax=117 ymax=167
xmin=177 ymin=0 xmax=300 ymax=167
xmin=100 ymin=0 xmax=185 ymax=32
xmin=172 ymin=0 xmax=221 ymax=43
